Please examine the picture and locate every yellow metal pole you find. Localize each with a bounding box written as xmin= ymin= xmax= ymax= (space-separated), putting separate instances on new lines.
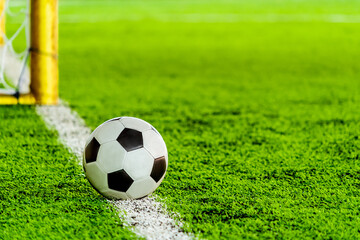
xmin=0 ymin=0 xmax=5 ymax=45
xmin=30 ymin=0 xmax=58 ymax=105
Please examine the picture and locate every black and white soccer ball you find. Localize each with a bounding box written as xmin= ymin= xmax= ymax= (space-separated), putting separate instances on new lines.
xmin=83 ymin=117 xmax=168 ymax=199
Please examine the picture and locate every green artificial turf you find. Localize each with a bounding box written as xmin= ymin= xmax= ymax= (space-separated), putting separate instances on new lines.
xmin=58 ymin=0 xmax=360 ymax=239
xmin=0 ymin=106 xmax=139 ymax=239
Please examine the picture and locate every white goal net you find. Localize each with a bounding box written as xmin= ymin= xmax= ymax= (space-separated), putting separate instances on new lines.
xmin=0 ymin=0 xmax=30 ymax=96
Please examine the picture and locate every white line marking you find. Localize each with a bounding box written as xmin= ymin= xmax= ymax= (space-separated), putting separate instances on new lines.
xmin=59 ymin=13 xmax=360 ymax=23
xmin=36 ymin=101 xmax=192 ymax=240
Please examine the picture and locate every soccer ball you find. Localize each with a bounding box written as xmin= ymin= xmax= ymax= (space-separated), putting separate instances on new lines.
xmin=83 ymin=117 xmax=168 ymax=199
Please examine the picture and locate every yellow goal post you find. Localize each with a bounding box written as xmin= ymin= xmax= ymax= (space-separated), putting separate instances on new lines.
xmin=0 ymin=0 xmax=58 ymax=105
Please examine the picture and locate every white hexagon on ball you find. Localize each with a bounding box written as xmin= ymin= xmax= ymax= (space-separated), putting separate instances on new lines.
xmin=124 ymin=148 xmax=154 ymax=180
xmin=96 ymin=141 xmax=126 ymax=173
xmin=102 ymin=189 xmax=129 ymax=200
xmin=126 ymin=177 xmax=157 ymax=199
xmin=94 ymin=120 xmax=125 ymax=144
xmin=85 ymin=162 xmax=107 ymax=193
xmin=143 ymin=129 xmax=168 ymax=159
xmin=120 ymin=117 xmax=152 ymax=132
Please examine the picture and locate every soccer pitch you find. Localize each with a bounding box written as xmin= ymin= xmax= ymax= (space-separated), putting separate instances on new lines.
xmin=1 ymin=0 xmax=360 ymax=239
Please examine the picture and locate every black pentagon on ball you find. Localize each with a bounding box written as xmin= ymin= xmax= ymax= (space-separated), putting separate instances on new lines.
xmin=151 ymin=156 xmax=166 ymax=183
xmin=117 ymin=128 xmax=143 ymax=152
xmin=108 ymin=169 xmax=134 ymax=192
xmin=85 ymin=138 xmax=100 ymax=163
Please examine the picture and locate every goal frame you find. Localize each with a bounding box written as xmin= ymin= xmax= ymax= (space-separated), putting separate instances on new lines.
xmin=0 ymin=0 xmax=58 ymax=105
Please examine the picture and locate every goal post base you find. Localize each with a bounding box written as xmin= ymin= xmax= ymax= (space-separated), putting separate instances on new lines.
xmin=0 ymin=0 xmax=59 ymax=106
xmin=0 ymin=93 xmax=36 ymax=105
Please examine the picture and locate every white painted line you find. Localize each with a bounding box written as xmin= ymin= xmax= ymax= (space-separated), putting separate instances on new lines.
xmin=36 ymin=101 xmax=192 ymax=240
xmin=58 ymin=13 xmax=360 ymax=23
xmin=112 ymin=197 xmax=190 ymax=240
